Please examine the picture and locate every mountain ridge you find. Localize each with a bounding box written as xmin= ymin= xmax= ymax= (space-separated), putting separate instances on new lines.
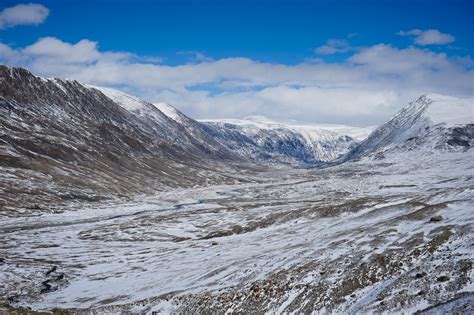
xmin=339 ymin=94 xmax=473 ymax=162
xmin=95 ymin=83 xmax=364 ymax=164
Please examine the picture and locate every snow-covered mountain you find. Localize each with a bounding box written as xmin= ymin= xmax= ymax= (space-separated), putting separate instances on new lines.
xmin=91 ymin=86 xmax=242 ymax=161
xmin=200 ymin=117 xmax=373 ymax=163
xmin=0 ymin=66 xmax=246 ymax=211
xmin=341 ymin=94 xmax=473 ymax=161
xmin=92 ymin=86 xmax=367 ymax=165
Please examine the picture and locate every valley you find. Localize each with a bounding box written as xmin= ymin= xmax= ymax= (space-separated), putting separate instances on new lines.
xmin=0 ymin=150 xmax=472 ymax=313
xmin=0 ymin=66 xmax=473 ymax=313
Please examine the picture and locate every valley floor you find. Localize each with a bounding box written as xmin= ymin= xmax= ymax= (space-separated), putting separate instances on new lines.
xmin=0 ymin=151 xmax=473 ymax=314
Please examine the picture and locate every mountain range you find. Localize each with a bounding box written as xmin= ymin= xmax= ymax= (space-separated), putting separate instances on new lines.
xmin=0 ymin=65 xmax=472 ymax=214
xmin=1 ymin=65 xmax=473 ymax=314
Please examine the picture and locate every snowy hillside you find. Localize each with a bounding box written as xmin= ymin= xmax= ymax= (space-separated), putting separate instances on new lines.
xmin=154 ymin=102 xmax=185 ymax=124
xmin=0 ymin=66 xmax=245 ymax=213
xmin=90 ymin=85 xmax=179 ymax=129
xmin=341 ymin=94 xmax=473 ymax=161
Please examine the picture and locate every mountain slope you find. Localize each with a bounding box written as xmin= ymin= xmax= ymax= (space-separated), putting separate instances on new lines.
xmin=0 ymin=66 xmax=244 ymax=214
xmin=341 ymin=94 xmax=473 ymax=161
xmin=93 ymin=87 xmax=241 ymax=161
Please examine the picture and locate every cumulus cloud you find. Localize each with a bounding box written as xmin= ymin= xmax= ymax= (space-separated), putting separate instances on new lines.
xmin=314 ymin=39 xmax=351 ymax=55
xmin=0 ymin=3 xmax=49 ymax=29
xmin=398 ymin=29 xmax=455 ymax=45
xmin=0 ymin=37 xmax=472 ymax=126
xmin=24 ymin=37 xmax=101 ymax=63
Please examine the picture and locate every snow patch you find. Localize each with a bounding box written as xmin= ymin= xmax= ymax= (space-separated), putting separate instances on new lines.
xmin=153 ymin=102 xmax=183 ymax=123
xmin=90 ymin=86 xmax=146 ymax=111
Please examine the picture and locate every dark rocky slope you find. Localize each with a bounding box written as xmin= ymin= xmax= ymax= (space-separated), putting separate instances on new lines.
xmin=0 ymin=66 xmax=250 ymax=215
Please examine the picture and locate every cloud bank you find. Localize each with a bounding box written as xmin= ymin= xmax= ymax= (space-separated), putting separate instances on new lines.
xmin=0 ymin=3 xmax=49 ymax=29
xmin=0 ymin=36 xmax=472 ymax=126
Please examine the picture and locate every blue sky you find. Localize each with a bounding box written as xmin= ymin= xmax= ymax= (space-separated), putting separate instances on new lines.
xmin=0 ymin=0 xmax=472 ymax=125
xmin=3 ymin=0 xmax=473 ymax=63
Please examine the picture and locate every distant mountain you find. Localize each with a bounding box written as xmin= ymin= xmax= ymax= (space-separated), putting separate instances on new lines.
xmin=97 ymin=86 xmax=369 ymax=165
xmin=341 ymin=94 xmax=473 ymax=161
xmin=200 ymin=117 xmax=373 ymax=163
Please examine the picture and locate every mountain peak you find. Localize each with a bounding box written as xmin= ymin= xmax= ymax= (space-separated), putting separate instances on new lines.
xmin=341 ymin=93 xmax=473 ymax=161
xmin=394 ymin=93 xmax=473 ymax=128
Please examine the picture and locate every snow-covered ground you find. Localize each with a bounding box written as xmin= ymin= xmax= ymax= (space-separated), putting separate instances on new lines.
xmin=1 ymin=149 xmax=472 ymax=313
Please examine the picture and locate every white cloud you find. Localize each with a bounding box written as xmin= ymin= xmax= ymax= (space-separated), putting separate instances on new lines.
xmin=398 ymin=29 xmax=455 ymax=45
xmin=24 ymin=37 xmax=101 ymax=63
xmin=0 ymin=3 xmax=49 ymax=29
xmin=0 ymin=37 xmax=472 ymax=126
xmin=0 ymin=43 xmax=15 ymax=57
xmin=314 ymin=39 xmax=351 ymax=55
